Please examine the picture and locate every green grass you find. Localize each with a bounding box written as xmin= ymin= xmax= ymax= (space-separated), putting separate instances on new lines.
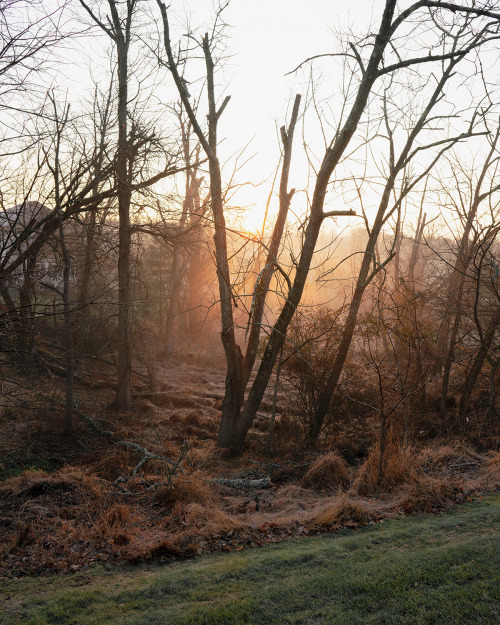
xmin=2 ymin=496 xmax=499 ymax=625
xmin=0 ymin=457 xmax=59 ymax=481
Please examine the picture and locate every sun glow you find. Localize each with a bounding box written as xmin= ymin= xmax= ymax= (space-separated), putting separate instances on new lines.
xmin=233 ymin=203 xmax=270 ymax=240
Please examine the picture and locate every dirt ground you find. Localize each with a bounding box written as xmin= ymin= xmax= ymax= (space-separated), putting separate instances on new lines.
xmin=0 ymin=360 xmax=499 ymax=579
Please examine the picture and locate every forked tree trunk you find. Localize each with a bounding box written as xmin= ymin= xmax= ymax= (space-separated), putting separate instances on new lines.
xmin=159 ymin=0 xmax=500 ymax=452
xmin=241 ymin=94 xmax=301 ymax=388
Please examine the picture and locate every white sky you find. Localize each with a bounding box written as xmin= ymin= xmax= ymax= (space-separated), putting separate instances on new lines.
xmin=172 ymin=0 xmax=380 ymax=228
xmin=8 ymin=0 xmax=499 ymax=236
xmin=69 ymin=0 xmax=383 ymax=230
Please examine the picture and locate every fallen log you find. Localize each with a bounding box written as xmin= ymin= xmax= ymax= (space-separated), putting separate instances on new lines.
xmin=211 ymin=477 xmax=271 ymax=489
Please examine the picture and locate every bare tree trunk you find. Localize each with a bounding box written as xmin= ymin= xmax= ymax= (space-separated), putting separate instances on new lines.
xmin=308 ymin=52 xmax=483 ymax=443
xmin=486 ymin=359 xmax=498 ymax=426
xmin=163 ymin=134 xmax=199 ymax=357
xmin=436 ymin=127 xmax=500 ymax=369
xmin=113 ymin=34 xmax=132 ymax=410
xmin=18 ymin=255 xmax=37 ymax=360
xmin=439 ymin=280 xmax=466 ymax=431
xmin=436 ymin=235 xmax=473 ymax=369
xmin=408 ymin=206 xmax=427 ymax=409
xmin=310 ymin=241 xmax=377 ymax=440
xmin=265 ymin=345 xmax=283 ymax=457
xmin=241 ymin=94 xmax=301 ymax=388
xmin=78 ymin=210 xmax=96 ymax=310
xmin=408 ymin=207 xmax=426 ymax=284
xmin=163 ymin=244 xmax=182 ymax=357
xmin=80 ymin=0 xmax=136 ymax=410
xmin=376 ymin=392 xmax=388 ymax=488
xmin=58 ymin=208 xmax=74 ymax=431
xmin=393 ymin=228 xmax=402 ymax=288
xmin=46 ymin=96 xmax=75 ymax=431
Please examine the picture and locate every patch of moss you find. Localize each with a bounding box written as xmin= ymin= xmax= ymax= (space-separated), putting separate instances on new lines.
xmin=0 ymin=457 xmax=60 ymax=481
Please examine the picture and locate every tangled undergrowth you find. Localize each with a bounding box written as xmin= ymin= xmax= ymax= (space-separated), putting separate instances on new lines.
xmin=0 ymin=361 xmax=497 ymax=579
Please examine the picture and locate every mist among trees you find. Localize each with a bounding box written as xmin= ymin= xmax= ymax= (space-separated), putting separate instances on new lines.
xmin=0 ymin=0 xmax=499 ymax=584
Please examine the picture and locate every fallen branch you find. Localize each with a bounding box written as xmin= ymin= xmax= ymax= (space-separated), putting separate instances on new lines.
xmin=37 ymin=391 xmax=178 ymax=476
xmin=75 ymin=407 xmax=114 ymax=437
xmin=211 ymin=477 xmax=271 ymax=489
xmin=116 ymin=440 xmax=183 ymax=477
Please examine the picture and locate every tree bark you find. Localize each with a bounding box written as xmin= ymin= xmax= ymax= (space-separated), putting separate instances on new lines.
xmin=113 ymin=26 xmax=132 ymax=409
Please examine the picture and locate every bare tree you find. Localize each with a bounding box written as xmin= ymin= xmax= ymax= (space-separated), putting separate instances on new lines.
xmin=158 ymin=0 xmax=500 ymax=453
xmin=458 ymin=220 xmax=500 ymax=427
xmin=162 ymin=105 xmax=209 ymax=357
xmin=42 ymin=95 xmax=75 ymax=431
xmin=79 ymin=0 xmax=137 ymax=410
xmin=435 ymin=125 xmax=500 ymax=428
xmin=79 ymin=0 xmax=187 ymax=408
xmin=310 ymin=54 xmax=489 ymax=442
xmin=77 ymin=83 xmax=114 ymax=313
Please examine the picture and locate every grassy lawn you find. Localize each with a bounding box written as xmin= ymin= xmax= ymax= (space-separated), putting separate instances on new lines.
xmin=2 ymin=496 xmax=499 ymax=625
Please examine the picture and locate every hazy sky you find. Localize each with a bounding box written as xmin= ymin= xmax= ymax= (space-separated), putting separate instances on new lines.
xmin=173 ymin=1 xmax=379 ymax=226
xmin=59 ymin=0 xmax=377 ymax=230
xmin=52 ymin=1 xmax=497 ymax=233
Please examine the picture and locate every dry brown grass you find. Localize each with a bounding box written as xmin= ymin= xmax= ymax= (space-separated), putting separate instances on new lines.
xmin=399 ymin=474 xmax=459 ymax=513
xmin=98 ymin=503 xmax=131 ymax=529
xmin=353 ymin=443 xmax=416 ymax=495
xmin=0 ymin=466 xmax=108 ymax=500
xmin=301 ymin=452 xmax=350 ymax=490
xmin=418 ymin=443 xmax=483 ymax=470
xmin=157 ymin=500 xmax=242 ymax=554
xmin=88 ymin=449 xmax=136 ymax=481
xmin=181 ymin=502 xmax=241 ymax=535
xmin=185 ymin=444 xmax=218 ymax=470
xmin=2 ymin=356 xmax=499 ymax=580
xmin=154 ymin=473 xmax=216 ymax=507
xmin=480 ymin=452 xmax=500 ymax=488
xmin=314 ymin=492 xmax=370 ymax=526
xmin=184 ymin=410 xmax=203 ymax=426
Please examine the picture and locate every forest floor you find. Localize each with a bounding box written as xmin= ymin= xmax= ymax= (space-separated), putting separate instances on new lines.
xmin=1 ymin=496 xmax=499 ymax=624
xmin=0 ymin=359 xmax=499 ymax=579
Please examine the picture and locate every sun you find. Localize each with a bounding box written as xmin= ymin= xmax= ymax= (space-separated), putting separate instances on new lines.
xmin=239 ymin=205 xmax=269 ymax=239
